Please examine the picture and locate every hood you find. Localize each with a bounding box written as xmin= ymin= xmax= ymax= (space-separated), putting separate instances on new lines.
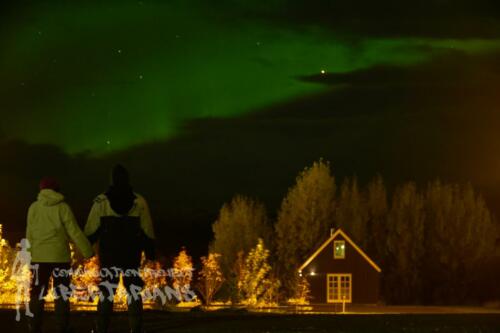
xmin=105 ymin=185 xmax=136 ymax=215
xmin=37 ymin=189 xmax=65 ymax=206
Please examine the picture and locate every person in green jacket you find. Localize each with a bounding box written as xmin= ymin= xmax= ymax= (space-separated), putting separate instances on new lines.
xmin=26 ymin=177 xmax=94 ymax=333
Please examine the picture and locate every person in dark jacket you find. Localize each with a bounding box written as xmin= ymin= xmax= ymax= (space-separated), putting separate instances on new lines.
xmin=84 ymin=165 xmax=155 ymax=333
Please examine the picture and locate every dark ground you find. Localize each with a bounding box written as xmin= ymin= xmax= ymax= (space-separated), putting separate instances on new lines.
xmin=1 ymin=310 xmax=500 ymax=333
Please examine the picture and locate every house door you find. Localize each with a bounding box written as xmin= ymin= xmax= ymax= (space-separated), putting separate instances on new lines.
xmin=327 ymin=274 xmax=352 ymax=303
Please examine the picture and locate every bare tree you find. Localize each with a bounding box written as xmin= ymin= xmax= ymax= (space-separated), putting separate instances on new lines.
xmin=196 ymin=253 xmax=224 ymax=306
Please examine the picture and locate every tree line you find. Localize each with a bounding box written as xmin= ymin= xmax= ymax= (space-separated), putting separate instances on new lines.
xmin=0 ymin=160 xmax=497 ymax=306
xmin=210 ymin=160 xmax=500 ymax=304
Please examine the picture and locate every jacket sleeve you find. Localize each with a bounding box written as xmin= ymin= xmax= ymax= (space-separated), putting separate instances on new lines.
xmin=138 ymin=196 xmax=155 ymax=239
xmin=61 ymin=204 xmax=94 ymax=259
xmin=138 ymin=196 xmax=156 ymax=260
xmin=26 ymin=204 xmax=34 ymax=253
xmin=84 ymin=198 xmax=103 ymax=243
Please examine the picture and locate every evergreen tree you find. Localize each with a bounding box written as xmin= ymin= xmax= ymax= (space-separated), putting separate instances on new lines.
xmin=238 ymin=239 xmax=277 ymax=306
xmin=385 ymin=182 xmax=425 ymax=303
xmin=423 ymin=181 xmax=497 ymax=303
xmin=334 ymin=177 xmax=368 ymax=248
xmin=172 ymin=248 xmax=194 ymax=302
xmin=365 ymin=175 xmax=388 ymax=263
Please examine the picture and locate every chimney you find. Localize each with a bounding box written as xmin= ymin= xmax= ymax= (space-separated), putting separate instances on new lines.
xmin=330 ymin=228 xmax=335 ymax=236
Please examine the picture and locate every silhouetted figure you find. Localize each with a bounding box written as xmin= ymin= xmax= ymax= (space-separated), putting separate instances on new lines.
xmin=12 ymin=239 xmax=35 ymax=322
xmin=26 ymin=178 xmax=94 ymax=333
xmin=85 ymin=165 xmax=155 ymax=333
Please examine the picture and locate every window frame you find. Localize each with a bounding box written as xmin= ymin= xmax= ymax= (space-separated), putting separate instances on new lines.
xmin=326 ymin=273 xmax=352 ymax=303
xmin=333 ymin=240 xmax=346 ymax=259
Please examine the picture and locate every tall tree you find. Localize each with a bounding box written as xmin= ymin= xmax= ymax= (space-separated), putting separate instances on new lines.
xmin=385 ymin=182 xmax=425 ymax=303
xmin=275 ymin=159 xmax=336 ymax=295
xmin=210 ymin=195 xmax=270 ymax=277
xmin=334 ymin=177 xmax=368 ymax=248
xmin=365 ymin=175 xmax=388 ymax=262
xmin=423 ymin=181 xmax=497 ymax=303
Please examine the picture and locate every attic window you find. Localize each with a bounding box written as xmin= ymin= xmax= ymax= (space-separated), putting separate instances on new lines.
xmin=334 ymin=240 xmax=345 ymax=259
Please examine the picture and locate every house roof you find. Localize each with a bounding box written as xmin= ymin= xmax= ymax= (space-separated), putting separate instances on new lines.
xmin=298 ymin=228 xmax=382 ymax=273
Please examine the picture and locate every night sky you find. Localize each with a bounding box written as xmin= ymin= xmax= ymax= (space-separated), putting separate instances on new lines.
xmin=2 ymin=0 xmax=500 ymax=256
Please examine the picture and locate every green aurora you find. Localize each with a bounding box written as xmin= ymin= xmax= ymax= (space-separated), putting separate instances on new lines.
xmin=2 ymin=2 xmax=500 ymax=153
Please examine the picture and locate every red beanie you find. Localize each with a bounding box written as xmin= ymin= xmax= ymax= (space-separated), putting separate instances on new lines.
xmin=39 ymin=177 xmax=61 ymax=192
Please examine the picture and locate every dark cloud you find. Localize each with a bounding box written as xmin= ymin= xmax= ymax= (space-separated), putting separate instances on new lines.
xmin=4 ymin=1 xmax=500 ymax=39
xmin=205 ymin=0 xmax=500 ymax=38
xmin=300 ymin=50 xmax=500 ymax=86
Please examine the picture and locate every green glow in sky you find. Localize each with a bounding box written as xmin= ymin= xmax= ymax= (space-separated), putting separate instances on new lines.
xmin=2 ymin=2 xmax=500 ymax=153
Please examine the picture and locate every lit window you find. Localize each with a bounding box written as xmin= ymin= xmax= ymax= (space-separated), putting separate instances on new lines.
xmin=334 ymin=240 xmax=345 ymax=259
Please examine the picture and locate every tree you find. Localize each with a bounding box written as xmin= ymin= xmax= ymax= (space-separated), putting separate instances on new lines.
xmin=275 ymin=159 xmax=336 ymax=295
xmin=334 ymin=177 xmax=368 ymax=248
xmin=260 ymin=274 xmax=281 ymax=306
xmin=196 ymin=253 xmax=224 ymax=305
xmin=365 ymin=175 xmax=388 ymax=263
xmin=423 ymin=181 xmax=497 ymax=303
xmin=0 ymin=227 xmax=18 ymax=304
xmin=211 ymin=195 xmax=270 ymax=278
xmin=385 ymin=182 xmax=425 ymax=303
xmin=238 ymin=239 xmax=277 ymax=306
xmin=224 ymin=250 xmax=246 ymax=304
xmin=71 ymin=256 xmax=100 ymax=302
xmin=288 ymin=275 xmax=311 ymax=305
xmin=172 ymin=248 xmax=194 ymax=302
xmin=140 ymin=254 xmax=167 ymax=304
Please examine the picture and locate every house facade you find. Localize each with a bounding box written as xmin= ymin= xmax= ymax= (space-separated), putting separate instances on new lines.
xmin=298 ymin=228 xmax=381 ymax=304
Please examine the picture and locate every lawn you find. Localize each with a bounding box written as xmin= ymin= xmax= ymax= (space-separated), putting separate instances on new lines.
xmin=2 ymin=309 xmax=500 ymax=333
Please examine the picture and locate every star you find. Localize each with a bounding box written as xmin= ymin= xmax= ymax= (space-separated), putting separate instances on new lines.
xmin=320 ymin=69 xmax=326 ymax=74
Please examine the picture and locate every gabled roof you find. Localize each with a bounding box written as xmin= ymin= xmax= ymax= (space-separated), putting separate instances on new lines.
xmin=298 ymin=228 xmax=382 ymax=273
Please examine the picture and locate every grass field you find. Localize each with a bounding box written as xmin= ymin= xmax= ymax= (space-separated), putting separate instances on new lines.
xmin=2 ymin=309 xmax=500 ymax=333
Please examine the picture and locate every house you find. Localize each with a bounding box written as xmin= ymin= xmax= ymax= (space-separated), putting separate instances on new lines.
xmin=298 ymin=228 xmax=381 ymax=304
